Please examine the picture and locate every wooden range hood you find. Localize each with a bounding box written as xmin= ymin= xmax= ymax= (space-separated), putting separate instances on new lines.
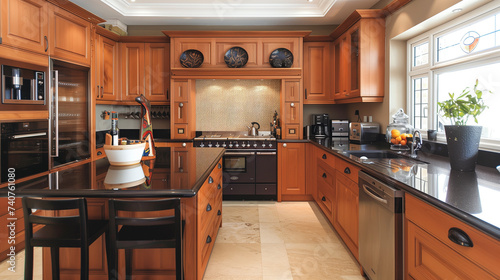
xmin=163 ymin=31 xmax=311 ymax=79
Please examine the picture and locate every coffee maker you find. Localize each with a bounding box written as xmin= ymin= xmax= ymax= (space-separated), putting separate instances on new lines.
xmin=312 ymin=114 xmax=330 ymax=138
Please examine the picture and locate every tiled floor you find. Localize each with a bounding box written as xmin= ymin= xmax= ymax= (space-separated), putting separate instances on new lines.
xmin=0 ymin=201 xmax=364 ymax=280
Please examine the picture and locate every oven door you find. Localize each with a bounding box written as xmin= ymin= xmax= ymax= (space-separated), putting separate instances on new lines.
xmin=223 ymin=151 xmax=256 ymax=183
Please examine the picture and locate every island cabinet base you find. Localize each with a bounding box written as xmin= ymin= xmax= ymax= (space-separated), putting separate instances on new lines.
xmin=41 ymin=159 xmax=223 ymax=280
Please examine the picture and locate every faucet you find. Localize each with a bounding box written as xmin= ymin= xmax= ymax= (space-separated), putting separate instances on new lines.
xmin=410 ymin=130 xmax=422 ymax=158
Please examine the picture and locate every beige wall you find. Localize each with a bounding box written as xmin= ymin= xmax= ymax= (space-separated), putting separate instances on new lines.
xmin=347 ymin=0 xmax=492 ymax=131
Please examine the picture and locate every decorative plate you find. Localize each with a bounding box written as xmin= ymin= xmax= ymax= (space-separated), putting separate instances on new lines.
xmin=269 ymin=48 xmax=294 ymax=68
xmin=180 ymin=49 xmax=204 ymax=68
xmin=224 ymin=47 xmax=248 ymax=68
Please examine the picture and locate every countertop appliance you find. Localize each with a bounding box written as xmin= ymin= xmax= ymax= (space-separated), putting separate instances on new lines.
xmin=331 ymin=119 xmax=349 ymax=137
xmin=312 ymin=114 xmax=330 ymax=138
xmin=349 ymin=122 xmax=380 ymax=143
xmin=1 ymin=120 xmax=49 ymax=182
xmin=50 ymin=59 xmax=90 ymax=168
xmin=358 ymin=171 xmax=403 ymax=280
xmin=193 ymin=131 xmax=277 ymax=200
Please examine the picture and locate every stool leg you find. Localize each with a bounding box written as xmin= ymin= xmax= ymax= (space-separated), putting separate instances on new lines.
xmin=50 ymin=247 xmax=60 ymax=280
xmin=125 ymin=249 xmax=133 ymax=280
xmin=105 ymin=230 xmax=114 ymax=280
xmin=81 ymin=246 xmax=89 ymax=280
xmin=24 ymin=244 xmax=34 ymax=280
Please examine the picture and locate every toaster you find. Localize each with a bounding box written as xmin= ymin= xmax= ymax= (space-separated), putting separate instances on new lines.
xmin=349 ymin=122 xmax=380 ymax=143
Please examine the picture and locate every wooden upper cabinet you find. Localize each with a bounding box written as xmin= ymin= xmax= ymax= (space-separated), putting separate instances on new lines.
xmin=120 ymin=42 xmax=170 ymax=102
xmin=281 ymin=79 xmax=302 ymax=140
xmin=331 ymin=10 xmax=385 ymax=104
xmin=48 ymin=4 xmax=91 ymax=66
xmin=95 ymin=35 xmax=119 ymax=101
xmin=303 ymin=42 xmax=333 ymax=104
xmin=278 ymin=142 xmax=306 ymax=199
xmin=0 ymin=0 xmax=49 ymax=54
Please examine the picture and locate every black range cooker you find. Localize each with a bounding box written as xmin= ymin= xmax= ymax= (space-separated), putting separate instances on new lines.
xmin=194 ymin=132 xmax=277 ymax=200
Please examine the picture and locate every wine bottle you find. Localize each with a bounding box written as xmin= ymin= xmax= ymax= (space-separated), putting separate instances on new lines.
xmin=111 ymin=111 xmax=119 ymax=146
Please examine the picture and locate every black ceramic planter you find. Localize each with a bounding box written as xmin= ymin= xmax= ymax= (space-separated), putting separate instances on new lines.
xmin=444 ymin=125 xmax=482 ymax=171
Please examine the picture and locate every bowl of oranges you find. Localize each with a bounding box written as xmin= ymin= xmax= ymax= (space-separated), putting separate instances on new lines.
xmin=388 ymin=129 xmax=412 ymax=151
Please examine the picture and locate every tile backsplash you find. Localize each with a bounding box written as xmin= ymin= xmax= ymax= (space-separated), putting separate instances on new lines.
xmin=196 ymin=79 xmax=280 ymax=131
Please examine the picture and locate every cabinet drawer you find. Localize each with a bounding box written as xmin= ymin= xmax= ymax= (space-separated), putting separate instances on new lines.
xmin=406 ymin=195 xmax=500 ymax=278
xmin=335 ymin=158 xmax=359 ymax=184
xmin=316 ymin=182 xmax=335 ymax=223
xmin=224 ymin=184 xmax=255 ymax=195
xmin=317 ymin=162 xmax=335 ymax=187
xmin=199 ymin=209 xmax=218 ymax=273
xmin=407 ymin=221 xmax=497 ymax=280
xmin=256 ymin=184 xmax=276 ymax=195
xmin=317 ymin=151 xmax=336 ymax=168
xmin=96 ymin=147 xmax=106 ymax=159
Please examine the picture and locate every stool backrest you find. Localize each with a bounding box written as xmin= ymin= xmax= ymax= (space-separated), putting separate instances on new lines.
xmin=22 ymin=197 xmax=88 ymax=246
xmin=109 ymin=198 xmax=181 ymax=226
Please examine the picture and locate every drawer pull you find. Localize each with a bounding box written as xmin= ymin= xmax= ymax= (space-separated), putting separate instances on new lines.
xmin=344 ymin=167 xmax=351 ymax=174
xmin=321 ymin=196 xmax=326 ymax=201
xmin=206 ymin=203 xmax=212 ymax=212
xmin=218 ymin=163 xmax=222 ymax=169
xmin=322 ymin=154 xmax=327 ymax=159
xmin=322 ymin=173 xmax=327 ymax=178
xmin=206 ymin=235 xmax=212 ymax=244
xmin=208 ymin=176 xmax=214 ymax=184
xmin=448 ymin=227 xmax=473 ymax=247
xmin=97 ymin=151 xmax=102 ymax=156
xmin=217 ymin=210 xmax=221 ymax=216
xmin=217 ymin=184 xmax=221 ymax=190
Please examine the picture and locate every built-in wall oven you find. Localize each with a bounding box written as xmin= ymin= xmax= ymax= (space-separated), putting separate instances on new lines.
xmin=1 ymin=120 xmax=49 ymax=182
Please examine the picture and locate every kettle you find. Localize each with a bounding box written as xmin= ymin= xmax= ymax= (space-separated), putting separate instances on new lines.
xmin=247 ymin=122 xmax=260 ymax=136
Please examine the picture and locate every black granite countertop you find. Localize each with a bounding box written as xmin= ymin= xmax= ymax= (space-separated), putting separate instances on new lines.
xmin=309 ymin=137 xmax=500 ymax=240
xmin=0 ymin=147 xmax=224 ymax=198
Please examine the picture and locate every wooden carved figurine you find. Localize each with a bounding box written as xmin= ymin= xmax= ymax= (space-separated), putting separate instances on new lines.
xmin=135 ymin=94 xmax=155 ymax=157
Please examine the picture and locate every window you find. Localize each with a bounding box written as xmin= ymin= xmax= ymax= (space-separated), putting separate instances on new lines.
xmin=408 ymin=4 xmax=500 ymax=150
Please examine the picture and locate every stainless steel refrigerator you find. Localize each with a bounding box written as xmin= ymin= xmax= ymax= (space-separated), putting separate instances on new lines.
xmin=50 ymin=59 xmax=90 ymax=168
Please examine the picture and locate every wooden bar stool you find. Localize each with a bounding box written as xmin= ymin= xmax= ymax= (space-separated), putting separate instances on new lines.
xmin=108 ymin=198 xmax=183 ymax=280
xmin=22 ymin=197 xmax=109 ymax=280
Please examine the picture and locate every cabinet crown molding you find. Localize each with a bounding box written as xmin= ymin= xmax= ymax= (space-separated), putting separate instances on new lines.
xmin=163 ymin=30 xmax=312 ymax=38
xmin=329 ymin=9 xmax=385 ymax=40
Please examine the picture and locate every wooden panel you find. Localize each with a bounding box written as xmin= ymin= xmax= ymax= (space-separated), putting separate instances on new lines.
xmin=172 ymin=124 xmax=189 ymax=140
xmin=406 ymin=221 xmax=496 ymax=280
xmin=0 ymin=0 xmax=48 ymax=54
xmin=99 ymin=36 xmax=119 ymax=100
xmin=303 ymin=42 xmax=332 ymax=103
xmin=284 ymin=80 xmax=301 ymax=102
xmin=334 ymin=172 xmax=359 ymax=260
xmin=144 ymin=43 xmax=170 ymax=101
xmin=406 ymin=195 xmax=500 ymax=278
xmin=0 ymin=111 xmax=49 ymax=121
xmin=283 ymin=123 xmax=300 ymax=140
xmin=173 ymin=101 xmax=189 ymax=124
xmin=305 ymin=144 xmax=318 ymax=198
xmin=173 ymin=39 xmax=212 ymax=68
xmin=262 ymin=38 xmax=300 ymax=67
xmin=171 ymin=80 xmax=189 ymax=102
xmin=120 ymin=43 xmax=145 ymax=101
xmin=49 ymin=4 xmax=91 ymax=65
xmin=278 ymin=142 xmax=306 ymax=198
xmin=335 ymin=157 xmax=359 ymax=184
xmin=283 ymin=102 xmax=300 ymax=125
xmin=215 ymin=40 xmax=259 ymax=67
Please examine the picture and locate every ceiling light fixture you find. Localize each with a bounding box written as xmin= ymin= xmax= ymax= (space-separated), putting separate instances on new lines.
xmin=452 ymin=8 xmax=463 ymax=13
xmin=307 ymin=0 xmax=313 ymax=2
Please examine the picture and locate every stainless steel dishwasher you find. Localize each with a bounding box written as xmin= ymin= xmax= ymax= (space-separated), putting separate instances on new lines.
xmin=358 ymin=171 xmax=403 ymax=280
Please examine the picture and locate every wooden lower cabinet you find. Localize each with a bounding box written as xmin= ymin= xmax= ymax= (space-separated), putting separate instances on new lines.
xmin=334 ymin=171 xmax=359 ymax=261
xmin=278 ymin=142 xmax=306 ymax=201
xmin=405 ymin=194 xmax=500 ymax=280
xmin=42 ymin=160 xmax=223 ymax=280
xmin=315 ymin=161 xmax=335 ymax=224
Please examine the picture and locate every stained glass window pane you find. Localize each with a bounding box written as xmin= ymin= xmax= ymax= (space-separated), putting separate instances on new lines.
xmin=413 ymin=42 xmax=429 ymax=67
xmin=436 ymin=12 xmax=500 ymax=62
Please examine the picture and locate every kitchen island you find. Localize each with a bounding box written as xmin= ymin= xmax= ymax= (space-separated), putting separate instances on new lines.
xmin=1 ymin=146 xmax=224 ymax=280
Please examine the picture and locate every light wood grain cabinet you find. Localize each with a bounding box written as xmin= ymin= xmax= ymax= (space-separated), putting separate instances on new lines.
xmin=303 ymin=42 xmax=333 ymax=104
xmin=95 ymin=35 xmax=119 ymax=101
xmin=281 ymin=79 xmax=302 ymax=140
xmin=278 ymin=142 xmax=306 ymax=200
xmin=331 ymin=10 xmax=385 ymax=104
xmin=48 ymin=4 xmax=91 ymax=66
xmin=171 ymin=79 xmax=195 ymax=139
xmin=0 ymin=0 xmax=49 ymax=55
xmin=120 ymin=42 xmax=170 ymax=102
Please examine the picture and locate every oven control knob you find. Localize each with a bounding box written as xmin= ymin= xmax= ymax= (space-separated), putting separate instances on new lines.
xmin=208 ymin=142 xmax=213 ymax=147
xmin=235 ymin=143 xmax=239 ymax=148
xmin=228 ymin=143 xmax=233 ymax=148
xmin=269 ymin=143 xmax=273 ymax=148
xmin=215 ymin=142 xmax=220 ymax=147
xmin=253 ymin=143 xmax=257 ymax=148
xmin=262 ymin=143 xmax=266 ymax=148
xmin=200 ymin=143 xmax=205 ymax=147
xmin=222 ymin=143 xmax=227 ymax=148
xmin=241 ymin=143 xmax=246 ymax=147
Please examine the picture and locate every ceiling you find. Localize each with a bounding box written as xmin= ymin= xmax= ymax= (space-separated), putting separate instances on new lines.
xmin=69 ymin=0 xmax=381 ymax=26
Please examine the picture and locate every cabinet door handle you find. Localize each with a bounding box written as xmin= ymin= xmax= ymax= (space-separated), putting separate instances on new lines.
xmin=100 ymin=86 xmax=104 ymax=98
xmin=208 ymin=176 xmax=213 ymax=184
xmin=322 ymin=154 xmax=327 ymax=159
xmin=305 ymin=88 xmax=307 ymax=99
xmin=218 ymin=163 xmax=222 ymax=169
xmin=217 ymin=210 xmax=221 ymax=216
xmin=322 ymin=173 xmax=327 ymax=178
xmin=344 ymin=167 xmax=351 ymax=174
xmin=166 ymin=89 xmax=169 ymax=100
xmin=322 ymin=196 xmax=326 ymax=201
xmin=97 ymin=85 xmax=100 ymax=98
xmin=182 ymin=143 xmax=186 ymax=147
xmin=290 ymin=103 xmax=295 ymax=107
xmin=206 ymin=203 xmax=212 ymax=212
xmin=217 ymin=184 xmax=221 ymax=190
xmin=283 ymin=143 xmax=287 ymax=147
xmin=206 ymin=235 xmax=212 ymax=244
xmin=179 ymin=102 xmax=184 ymax=108
xmin=44 ymin=36 xmax=48 ymax=52
xmin=97 ymin=151 xmax=102 ymax=156
xmin=448 ymin=227 xmax=473 ymax=247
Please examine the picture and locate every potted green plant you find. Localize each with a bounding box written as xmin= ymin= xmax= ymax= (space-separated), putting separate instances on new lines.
xmin=437 ymin=79 xmax=491 ymax=171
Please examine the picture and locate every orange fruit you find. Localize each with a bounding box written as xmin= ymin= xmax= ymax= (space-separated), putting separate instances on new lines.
xmin=391 ymin=138 xmax=398 ymax=145
xmin=407 ymin=133 xmax=413 ymax=138
xmin=400 ymin=139 xmax=407 ymax=146
xmin=401 ymin=134 xmax=407 ymax=140
xmin=391 ymin=129 xmax=401 ymax=138
xmin=396 ymin=136 xmax=402 ymax=143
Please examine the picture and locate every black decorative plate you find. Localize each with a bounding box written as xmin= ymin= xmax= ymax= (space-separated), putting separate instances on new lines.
xmin=269 ymin=48 xmax=294 ymax=68
xmin=224 ymin=47 xmax=248 ymax=68
xmin=180 ymin=49 xmax=204 ymax=68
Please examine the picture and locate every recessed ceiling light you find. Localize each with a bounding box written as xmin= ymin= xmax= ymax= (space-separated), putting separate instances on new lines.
xmin=452 ymin=8 xmax=463 ymax=13
xmin=307 ymin=0 xmax=313 ymax=2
